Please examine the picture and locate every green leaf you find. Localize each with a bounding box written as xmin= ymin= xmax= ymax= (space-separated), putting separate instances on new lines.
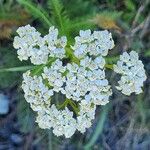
xmin=63 ymin=0 xmax=96 ymax=19
xmin=17 ymin=0 xmax=52 ymax=27
xmin=0 ymin=66 xmax=34 ymax=72
xmin=105 ymin=56 xmax=119 ymax=64
xmin=97 ymin=10 xmax=123 ymax=20
xmin=48 ymin=0 xmax=65 ymax=33
xmin=144 ymin=49 xmax=150 ymax=57
xmin=17 ymin=96 xmax=34 ymax=133
xmin=125 ymin=0 xmax=136 ymax=11
xmin=84 ymin=104 xmax=110 ymax=149
xmin=67 ymin=17 xmax=94 ymax=33
xmin=136 ymin=94 xmax=146 ymax=124
xmin=0 ymin=46 xmax=30 ymax=88
xmin=105 ymin=64 xmax=114 ymax=70
xmin=31 ymin=57 xmax=56 ymax=76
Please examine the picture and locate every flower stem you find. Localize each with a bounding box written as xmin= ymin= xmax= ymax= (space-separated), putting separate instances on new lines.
xmin=57 ymin=99 xmax=70 ymax=109
xmin=68 ymin=100 xmax=79 ymax=115
xmin=105 ymin=64 xmax=114 ymax=70
xmin=65 ymin=47 xmax=80 ymax=65
xmin=31 ymin=57 xmax=56 ymax=76
xmin=58 ymin=98 xmax=79 ymax=115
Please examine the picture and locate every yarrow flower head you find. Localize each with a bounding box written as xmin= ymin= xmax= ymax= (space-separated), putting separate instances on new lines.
xmin=114 ymin=51 xmax=147 ymax=95
xmin=72 ymin=29 xmax=114 ymax=58
xmin=13 ymin=25 xmax=67 ymax=65
xmin=13 ymin=25 xmax=146 ymax=138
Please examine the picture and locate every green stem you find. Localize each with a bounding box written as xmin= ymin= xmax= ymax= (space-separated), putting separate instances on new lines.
xmin=65 ymin=47 xmax=80 ymax=65
xmin=68 ymin=100 xmax=79 ymax=115
xmin=137 ymin=94 xmax=146 ymax=125
xmin=31 ymin=57 xmax=56 ymax=76
xmin=58 ymin=99 xmax=79 ymax=115
xmin=58 ymin=99 xmax=70 ymax=109
xmin=105 ymin=64 xmax=114 ymax=70
xmin=84 ymin=104 xmax=110 ymax=150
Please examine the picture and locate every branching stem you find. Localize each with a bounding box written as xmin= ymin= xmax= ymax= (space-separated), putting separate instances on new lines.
xmin=58 ymin=99 xmax=79 ymax=115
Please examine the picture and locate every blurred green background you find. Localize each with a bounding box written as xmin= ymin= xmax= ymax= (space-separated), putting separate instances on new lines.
xmin=0 ymin=0 xmax=150 ymax=149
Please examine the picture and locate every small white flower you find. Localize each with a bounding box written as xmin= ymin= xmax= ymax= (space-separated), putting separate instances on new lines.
xmin=93 ymin=30 xmax=114 ymax=56
xmin=94 ymin=56 xmax=106 ymax=69
xmin=22 ymin=71 xmax=53 ymax=111
xmin=42 ymin=60 xmax=66 ymax=93
xmin=44 ymin=26 xmax=67 ymax=59
xmin=36 ymin=105 xmax=77 ymax=138
xmin=114 ymin=51 xmax=147 ymax=95
xmin=75 ymin=29 xmax=93 ymax=43
xmin=14 ymin=25 xmax=120 ymax=138
xmin=73 ymin=44 xmax=87 ymax=59
xmin=77 ymin=101 xmax=96 ymax=133
xmin=72 ymin=29 xmax=114 ymax=58
xmin=13 ymin=25 xmax=67 ymax=65
xmin=80 ymin=56 xmax=91 ymax=68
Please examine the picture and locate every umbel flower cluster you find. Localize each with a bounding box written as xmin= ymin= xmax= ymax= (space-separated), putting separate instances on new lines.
xmin=114 ymin=51 xmax=147 ymax=95
xmin=13 ymin=25 xmax=146 ymax=138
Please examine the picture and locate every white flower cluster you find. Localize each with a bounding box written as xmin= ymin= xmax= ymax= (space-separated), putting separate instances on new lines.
xmin=42 ymin=59 xmax=66 ymax=93
xmin=22 ymin=68 xmax=96 ymax=137
xmin=114 ymin=51 xmax=147 ymax=95
xmin=13 ymin=25 xmax=66 ymax=65
xmin=22 ymin=71 xmax=54 ymax=112
xmin=36 ymin=105 xmax=76 ymax=138
xmin=17 ymin=27 xmax=114 ymax=138
xmin=22 ymin=55 xmax=110 ymax=137
xmin=76 ymin=101 xmax=96 ymax=133
xmin=14 ymin=25 xmax=146 ymax=138
xmin=72 ymin=29 xmax=114 ymax=58
xmin=41 ymin=57 xmax=112 ymax=105
xmin=36 ymin=101 xmax=96 ymax=138
xmin=64 ymin=58 xmax=112 ymax=105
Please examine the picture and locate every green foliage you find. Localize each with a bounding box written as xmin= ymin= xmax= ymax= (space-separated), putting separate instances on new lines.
xmin=0 ymin=66 xmax=34 ymax=72
xmin=14 ymin=0 xmax=94 ymax=41
xmin=125 ymin=0 xmax=136 ymax=11
xmin=144 ymin=49 xmax=150 ymax=57
xmin=131 ymin=38 xmax=144 ymax=53
xmin=0 ymin=0 xmax=26 ymax=20
xmin=105 ymin=56 xmax=119 ymax=64
xmin=0 ymin=46 xmax=26 ymax=88
xmin=97 ymin=10 xmax=123 ymax=20
xmin=47 ymin=0 xmax=94 ymax=40
xmin=48 ymin=0 xmax=65 ymax=33
xmin=63 ymin=0 xmax=97 ymax=19
xmin=84 ymin=104 xmax=110 ymax=149
xmin=17 ymin=93 xmax=34 ymax=133
xmin=123 ymin=0 xmax=136 ymax=23
xmin=106 ymin=0 xmax=117 ymax=7
xmin=17 ymin=0 xmax=52 ymax=27
xmin=0 ymin=0 xmax=149 ymax=149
